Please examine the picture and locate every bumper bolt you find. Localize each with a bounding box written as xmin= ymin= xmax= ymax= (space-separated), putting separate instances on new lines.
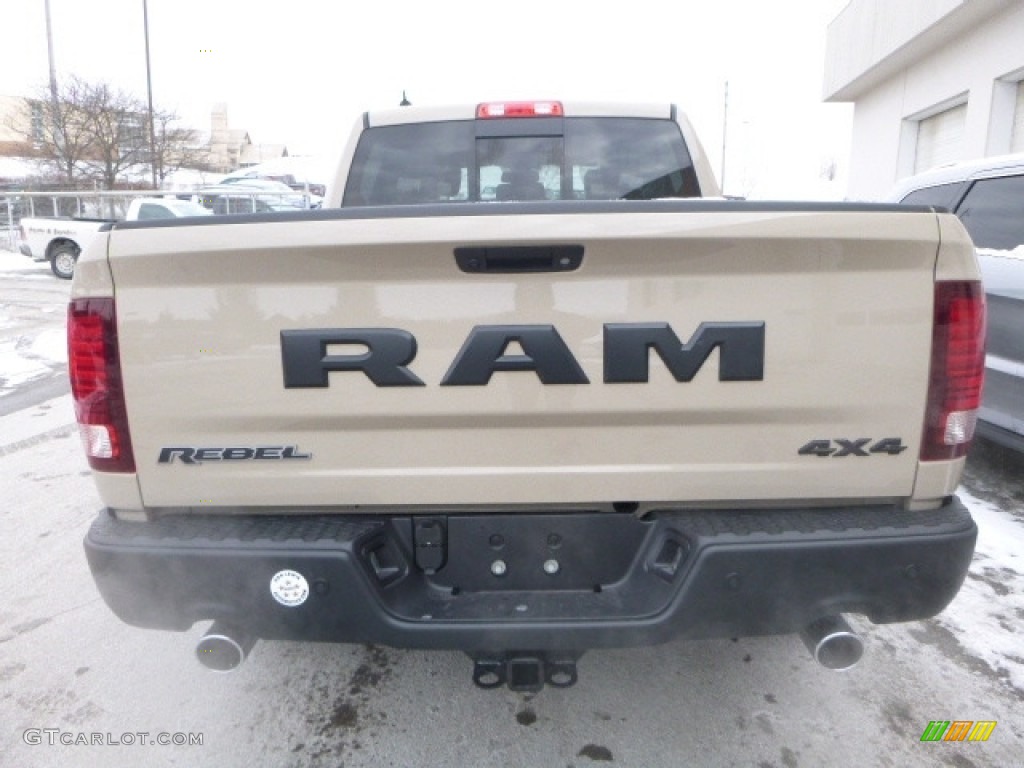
xmin=543 ymin=559 xmax=560 ymax=575
xmin=491 ymin=560 xmax=507 ymax=577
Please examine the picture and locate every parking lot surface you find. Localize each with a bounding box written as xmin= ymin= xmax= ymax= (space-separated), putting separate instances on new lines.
xmin=1 ymin=250 xmax=1021 ymax=767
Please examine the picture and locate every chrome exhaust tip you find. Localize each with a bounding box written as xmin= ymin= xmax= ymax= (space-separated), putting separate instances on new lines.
xmin=195 ymin=622 xmax=255 ymax=672
xmin=800 ymin=615 xmax=863 ymax=671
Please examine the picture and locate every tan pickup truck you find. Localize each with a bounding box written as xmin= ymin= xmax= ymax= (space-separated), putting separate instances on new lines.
xmin=73 ymin=101 xmax=985 ymax=691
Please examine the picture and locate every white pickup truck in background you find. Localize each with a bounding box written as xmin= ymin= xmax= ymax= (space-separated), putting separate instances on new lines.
xmin=18 ymin=197 xmax=211 ymax=279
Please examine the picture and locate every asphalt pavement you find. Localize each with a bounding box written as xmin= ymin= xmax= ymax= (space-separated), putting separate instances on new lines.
xmin=1 ymin=252 xmax=1022 ymax=767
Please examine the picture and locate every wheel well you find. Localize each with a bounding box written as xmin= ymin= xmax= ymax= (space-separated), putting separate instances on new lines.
xmin=47 ymin=238 xmax=80 ymax=260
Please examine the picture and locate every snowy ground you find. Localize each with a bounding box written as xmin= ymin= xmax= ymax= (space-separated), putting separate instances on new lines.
xmin=1 ymin=251 xmax=1022 ymax=767
xmin=0 ymin=248 xmax=67 ymax=399
xmin=953 ymin=444 xmax=1024 ymax=698
xmin=0 ymin=246 xmax=49 ymax=277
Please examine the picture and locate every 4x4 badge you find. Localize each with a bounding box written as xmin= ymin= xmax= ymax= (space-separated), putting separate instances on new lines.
xmin=798 ymin=438 xmax=907 ymax=457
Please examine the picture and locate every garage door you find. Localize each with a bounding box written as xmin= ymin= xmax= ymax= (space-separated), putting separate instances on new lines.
xmin=915 ymin=103 xmax=967 ymax=173
xmin=1012 ymin=81 xmax=1024 ymax=153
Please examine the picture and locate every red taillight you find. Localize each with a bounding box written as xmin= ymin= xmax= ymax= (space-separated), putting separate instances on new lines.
xmin=476 ymin=101 xmax=564 ymax=119
xmin=920 ymin=281 xmax=986 ymax=461
xmin=68 ymin=298 xmax=135 ymax=472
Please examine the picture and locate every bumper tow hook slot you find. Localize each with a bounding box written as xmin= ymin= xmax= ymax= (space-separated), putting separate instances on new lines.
xmin=195 ymin=622 xmax=256 ymax=672
xmin=800 ymin=615 xmax=864 ymax=671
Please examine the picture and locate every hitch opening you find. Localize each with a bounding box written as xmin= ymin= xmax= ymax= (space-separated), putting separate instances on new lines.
xmin=471 ymin=651 xmax=580 ymax=692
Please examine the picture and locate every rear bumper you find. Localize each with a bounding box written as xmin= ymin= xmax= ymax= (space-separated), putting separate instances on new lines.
xmin=84 ymin=498 xmax=976 ymax=651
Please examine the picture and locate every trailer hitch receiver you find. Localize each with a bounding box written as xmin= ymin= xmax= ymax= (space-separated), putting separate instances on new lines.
xmin=471 ymin=651 xmax=580 ymax=692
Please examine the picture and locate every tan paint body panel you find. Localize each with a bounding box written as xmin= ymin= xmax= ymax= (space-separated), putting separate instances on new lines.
xmin=97 ymin=207 xmax=966 ymax=512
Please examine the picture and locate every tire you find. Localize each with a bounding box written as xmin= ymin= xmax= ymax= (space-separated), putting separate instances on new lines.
xmin=50 ymin=244 xmax=78 ymax=280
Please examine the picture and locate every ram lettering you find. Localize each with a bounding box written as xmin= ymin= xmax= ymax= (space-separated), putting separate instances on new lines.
xmin=279 ymin=322 xmax=766 ymax=387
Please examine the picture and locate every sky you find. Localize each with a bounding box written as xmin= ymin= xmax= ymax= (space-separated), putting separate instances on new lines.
xmin=2 ymin=0 xmax=854 ymax=198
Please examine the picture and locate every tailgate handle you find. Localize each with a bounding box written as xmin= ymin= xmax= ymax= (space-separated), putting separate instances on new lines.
xmin=454 ymin=245 xmax=583 ymax=273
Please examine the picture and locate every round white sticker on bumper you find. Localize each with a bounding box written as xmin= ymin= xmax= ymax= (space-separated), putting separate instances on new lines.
xmin=270 ymin=569 xmax=309 ymax=607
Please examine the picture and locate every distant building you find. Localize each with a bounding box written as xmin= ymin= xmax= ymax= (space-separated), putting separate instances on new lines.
xmin=206 ymin=103 xmax=287 ymax=173
xmin=0 ymin=97 xmax=287 ymax=180
xmin=240 ymin=142 xmax=289 ymax=168
xmin=824 ymin=0 xmax=1024 ymax=199
xmin=0 ymin=94 xmax=37 ymax=158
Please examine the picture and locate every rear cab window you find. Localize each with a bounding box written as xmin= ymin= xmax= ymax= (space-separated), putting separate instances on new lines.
xmin=343 ymin=116 xmax=700 ymax=206
xmin=137 ymin=203 xmax=174 ymax=220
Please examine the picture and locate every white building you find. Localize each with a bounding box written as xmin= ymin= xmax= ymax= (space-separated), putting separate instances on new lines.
xmin=824 ymin=0 xmax=1024 ymax=199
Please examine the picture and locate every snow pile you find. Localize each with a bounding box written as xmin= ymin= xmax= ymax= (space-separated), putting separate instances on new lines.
xmin=0 ymin=329 xmax=67 ymax=398
xmin=0 ymin=339 xmax=50 ymax=393
xmin=0 ymin=249 xmax=67 ymax=397
xmin=0 ymin=247 xmax=49 ymax=277
xmin=940 ymin=488 xmax=1024 ymax=694
xmin=30 ymin=327 xmax=67 ymax=364
xmin=0 ymin=156 xmax=37 ymax=179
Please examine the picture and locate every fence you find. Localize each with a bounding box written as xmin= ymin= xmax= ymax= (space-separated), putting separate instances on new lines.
xmin=1 ymin=188 xmax=315 ymax=252
xmin=0 ymin=190 xmax=159 ymax=252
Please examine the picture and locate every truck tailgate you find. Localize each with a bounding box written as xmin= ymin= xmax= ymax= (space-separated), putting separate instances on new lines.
xmin=107 ymin=205 xmax=941 ymax=509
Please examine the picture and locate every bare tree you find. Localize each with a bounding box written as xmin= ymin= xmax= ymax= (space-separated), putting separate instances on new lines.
xmin=5 ymin=76 xmax=96 ymax=185
xmin=9 ymin=77 xmax=207 ymax=190
xmin=151 ymin=109 xmax=206 ymax=184
xmin=78 ymin=82 xmax=149 ymax=189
